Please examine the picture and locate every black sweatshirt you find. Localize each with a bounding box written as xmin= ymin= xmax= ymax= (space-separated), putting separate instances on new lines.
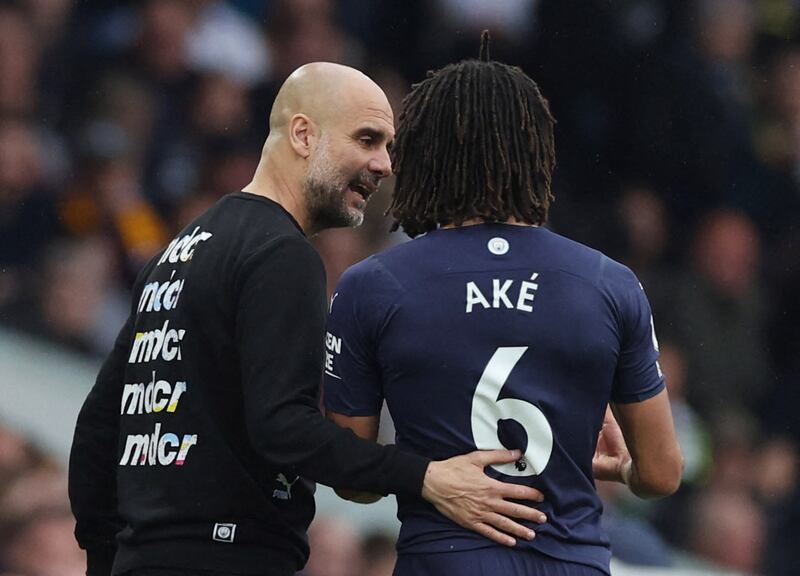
xmin=69 ymin=192 xmax=430 ymax=576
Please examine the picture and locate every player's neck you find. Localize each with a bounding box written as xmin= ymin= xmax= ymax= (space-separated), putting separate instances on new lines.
xmin=441 ymin=217 xmax=538 ymax=229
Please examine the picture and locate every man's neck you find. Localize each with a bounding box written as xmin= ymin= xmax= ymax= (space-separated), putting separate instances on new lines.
xmin=243 ymin=156 xmax=313 ymax=235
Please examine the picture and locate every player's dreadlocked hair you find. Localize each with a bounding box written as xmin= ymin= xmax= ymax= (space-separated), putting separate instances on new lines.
xmin=389 ymin=31 xmax=556 ymax=238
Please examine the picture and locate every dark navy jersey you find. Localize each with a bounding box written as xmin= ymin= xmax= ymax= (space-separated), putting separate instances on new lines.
xmin=323 ymin=224 xmax=665 ymax=574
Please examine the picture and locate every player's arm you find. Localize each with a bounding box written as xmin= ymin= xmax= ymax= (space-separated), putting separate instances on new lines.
xmin=326 ymin=412 xmax=383 ymax=503
xmin=593 ymin=395 xmax=683 ymax=498
xmin=595 ymin=267 xmax=683 ymax=498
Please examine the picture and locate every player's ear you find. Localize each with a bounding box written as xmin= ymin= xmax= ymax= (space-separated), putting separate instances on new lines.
xmin=288 ymin=114 xmax=318 ymax=159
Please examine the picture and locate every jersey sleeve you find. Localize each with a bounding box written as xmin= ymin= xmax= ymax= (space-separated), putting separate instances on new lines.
xmin=610 ymin=268 xmax=666 ymax=404
xmin=323 ymin=261 xmax=385 ymax=417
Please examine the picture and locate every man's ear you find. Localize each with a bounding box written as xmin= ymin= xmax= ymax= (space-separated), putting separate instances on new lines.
xmin=288 ymin=114 xmax=317 ymax=159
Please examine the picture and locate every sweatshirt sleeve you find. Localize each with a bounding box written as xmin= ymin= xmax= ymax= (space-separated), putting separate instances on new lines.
xmin=235 ymin=236 xmax=429 ymax=495
xmin=68 ymin=312 xmax=134 ymax=576
xmin=68 ymin=255 xmax=158 ymax=576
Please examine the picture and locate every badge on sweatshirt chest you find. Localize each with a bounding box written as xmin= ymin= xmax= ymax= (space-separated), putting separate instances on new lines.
xmin=213 ymin=523 xmax=237 ymax=543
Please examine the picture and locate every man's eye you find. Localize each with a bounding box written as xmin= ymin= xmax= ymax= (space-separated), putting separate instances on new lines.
xmin=360 ymin=137 xmax=374 ymax=146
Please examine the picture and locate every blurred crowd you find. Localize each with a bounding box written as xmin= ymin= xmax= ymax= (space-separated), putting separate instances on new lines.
xmin=1 ymin=0 xmax=800 ymax=575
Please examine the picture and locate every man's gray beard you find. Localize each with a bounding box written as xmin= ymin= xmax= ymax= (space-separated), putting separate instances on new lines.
xmin=304 ymin=152 xmax=364 ymax=231
xmin=304 ymin=176 xmax=363 ymax=230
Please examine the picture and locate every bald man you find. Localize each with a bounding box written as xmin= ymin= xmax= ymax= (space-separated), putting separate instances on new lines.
xmin=68 ymin=63 xmax=545 ymax=576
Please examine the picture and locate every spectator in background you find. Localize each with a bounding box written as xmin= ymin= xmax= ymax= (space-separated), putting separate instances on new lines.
xmin=1 ymin=466 xmax=70 ymax=532
xmin=688 ymin=488 xmax=765 ymax=573
xmin=0 ymin=509 xmax=85 ymax=576
xmin=658 ymin=210 xmax=771 ymax=422
xmin=0 ymin=3 xmax=40 ymax=115
xmin=740 ymin=43 xmax=800 ymax=238
xmin=24 ymin=0 xmax=75 ymax=43
xmin=4 ymin=236 xmax=128 ymax=357
xmin=759 ymin=438 xmax=800 ymax=576
xmin=627 ymin=0 xmax=759 ymax=236
xmin=0 ymin=116 xmax=59 ymax=311
xmin=88 ymin=73 xmax=155 ymax=167
xmin=615 ymin=184 xmax=670 ymax=275
xmin=760 ymin=45 xmax=800 ymax=188
xmin=267 ymin=0 xmax=360 ymax=80
xmin=60 ymin=121 xmax=169 ymax=279
xmin=0 ymin=424 xmax=50 ymax=494
xmin=185 ymin=0 xmax=271 ymax=88
xmin=133 ymin=0 xmax=195 ymax=85
xmin=125 ymin=0 xmax=201 ymax=207
xmin=0 ymin=429 xmax=83 ymax=576
xmin=711 ymin=410 xmax=761 ymax=493
xmin=190 ymin=73 xmax=251 ymax=140
xmin=180 ymin=72 xmax=261 ymax=200
xmin=27 ymin=0 xmax=79 ymax=129
xmin=757 ymin=45 xmax=800 ymax=427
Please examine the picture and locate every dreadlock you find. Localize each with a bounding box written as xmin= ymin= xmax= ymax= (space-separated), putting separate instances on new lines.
xmin=389 ymin=30 xmax=556 ymax=238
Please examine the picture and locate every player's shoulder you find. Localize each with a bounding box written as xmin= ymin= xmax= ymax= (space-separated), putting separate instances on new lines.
xmin=337 ymin=249 xmax=397 ymax=293
xmin=333 ymin=240 xmax=422 ymax=310
xmin=541 ymin=228 xmax=639 ymax=289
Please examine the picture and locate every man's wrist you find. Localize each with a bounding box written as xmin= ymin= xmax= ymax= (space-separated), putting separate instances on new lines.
xmin=421 ymin=460 xmax=436 ymax=500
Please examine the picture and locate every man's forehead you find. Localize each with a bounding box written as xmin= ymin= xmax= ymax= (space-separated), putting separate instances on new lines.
xmin=332 ymin=103 xmax=394 ymax=139
xmin=358 ymin=106 xmax=395 ymax=133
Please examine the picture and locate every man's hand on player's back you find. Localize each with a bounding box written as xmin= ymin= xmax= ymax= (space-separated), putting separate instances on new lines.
xmin=423 ymin=449 xmax=547 ymax=547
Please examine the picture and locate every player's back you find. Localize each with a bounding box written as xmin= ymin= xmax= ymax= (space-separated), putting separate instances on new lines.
xmin=324 ymin=223 xmax=664 ymax=575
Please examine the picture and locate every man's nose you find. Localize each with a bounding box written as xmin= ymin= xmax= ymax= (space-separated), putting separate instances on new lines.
xmin=369 ymin=147 xmax=392 ymax=178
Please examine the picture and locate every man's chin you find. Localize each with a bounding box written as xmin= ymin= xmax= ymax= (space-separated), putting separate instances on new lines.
xmin=352 ymin=216 xmax=364 ymax=228
xmin=346 ymin=207 xmax=365 ymax=228
xmin=312 ymin=207 xmax=364 ymax=231
xmin=337 ymin=201 xmax=366 ymax=228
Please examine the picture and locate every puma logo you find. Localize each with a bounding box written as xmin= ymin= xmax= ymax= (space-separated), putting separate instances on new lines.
xmin=273 ymin=473 xmax=299 ymax=500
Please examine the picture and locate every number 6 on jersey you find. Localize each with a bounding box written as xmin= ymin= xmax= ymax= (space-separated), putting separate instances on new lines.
xmin=471 ymin=346 xmax=553 ymax=477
